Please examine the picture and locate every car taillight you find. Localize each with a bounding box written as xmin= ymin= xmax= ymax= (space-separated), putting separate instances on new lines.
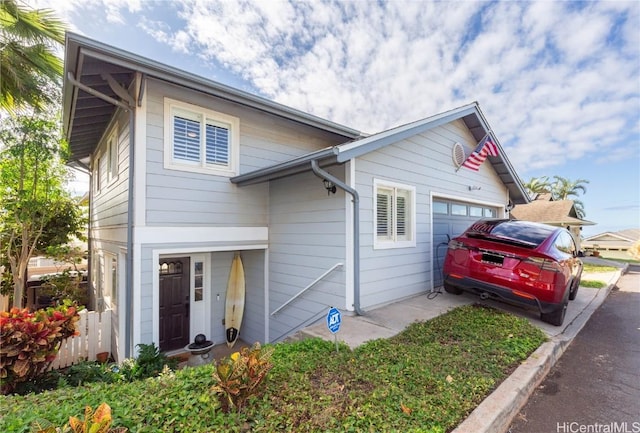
xmin=448 ymin=240 xmax=468 ymax=250
xmin=517 ymin=257 xmax=560 ymax=287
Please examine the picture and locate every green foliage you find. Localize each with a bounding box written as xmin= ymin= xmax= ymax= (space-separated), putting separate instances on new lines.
xmin=0 ymin=113 xmax=85 ymax=306
xmin=30 ymin=402 xmax=127 ymax=433
xmin=0 ymin=0 xmax=66 ymax=113
xmin=118 ymin=343 xmax=178 ymax=381
xmin=211 ymin=342 xmax=274 ymax=413
xmin=580 ymin=280 xmax=607 ymax=288
xmin=582 ymin=263 xmax=618 ymax=273
xmin=0 ymin=305 xmax=546 ymax=432
xmin=0 ymin=302 xmax=80 ymax=394
xmin=38 ymin=271 xmax=89 ymax=309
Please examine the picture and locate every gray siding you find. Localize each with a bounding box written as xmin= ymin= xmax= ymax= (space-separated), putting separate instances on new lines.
xmin=268 ymin=168 xmax=347 ymax=342
xmin=355 ymin=119 xmax=506 ymax=308
xmin=90 ymin=109 xmax=130 ymax=361
xmin=91 ymin=110 xmax=130 ymax=234
xmin=144 ymin=79 xmax=347 ymax=227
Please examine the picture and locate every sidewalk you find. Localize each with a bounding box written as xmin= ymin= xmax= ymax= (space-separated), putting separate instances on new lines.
xmin=298 ymin=257 xmax=627 ymax=433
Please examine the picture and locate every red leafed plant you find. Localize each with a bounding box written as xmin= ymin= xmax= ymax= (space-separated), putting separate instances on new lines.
xmin=0 ymin=301 xmax=80 ymax=394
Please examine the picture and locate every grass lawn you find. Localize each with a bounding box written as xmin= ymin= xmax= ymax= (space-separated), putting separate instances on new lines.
xmin=0 ymin=304 xmax=547 ymax=433
xmin=581 ymin=262 xmax=624 ymax=288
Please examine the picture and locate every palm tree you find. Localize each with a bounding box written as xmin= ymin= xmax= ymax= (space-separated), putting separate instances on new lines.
xmin=0 ymin=0 xmax=66 ymax=113
xmin=551 ymin=176 xmax=589 ymax=200
xmin=551 ymin=176 xmax=589 ymax=218
xmin=523 ymin=176 xmax=551 ymax=198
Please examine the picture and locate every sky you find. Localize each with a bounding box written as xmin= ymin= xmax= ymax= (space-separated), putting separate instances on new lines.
xmin=28 ymin=0 xmax=640 ymax=237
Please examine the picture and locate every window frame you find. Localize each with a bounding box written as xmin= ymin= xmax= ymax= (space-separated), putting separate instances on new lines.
xmin=106 ymin=126 xmax=119 ymax=184
xmin=373 ymin=179 xmax=416 ymax=249
xmin=163 ymin=98 xmax=240 ymax=176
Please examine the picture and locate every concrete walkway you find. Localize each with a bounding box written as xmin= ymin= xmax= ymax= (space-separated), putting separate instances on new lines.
xmin=297 ymin=257 xmax=627 ymax=433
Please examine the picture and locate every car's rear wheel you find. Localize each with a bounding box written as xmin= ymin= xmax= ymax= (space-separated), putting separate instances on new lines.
xmin=568 ymin=278 xmax=580 ymax=301
xmin=540 ymin=300 xmax=567 ymax=326
xmin=444 ymin=283 xmax=463 ymax=295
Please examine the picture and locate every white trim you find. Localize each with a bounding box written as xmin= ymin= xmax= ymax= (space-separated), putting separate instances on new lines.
xmin=189 ymin=253 xmax=210 ymax=340
xmin=132 ymin=242 xmax=142 ymax=356
xmin=117 ymin=249 xmax=127 ymax=362
xmin=134 ymin=74 xmax=147 ymax=228
xmin=263 ymin=249 xmax=269 ymax=342
xmin=163 ymin=97 xmax=240 ymax=177
xmin=136 ymin=226 xmax=268 ymax=244
xmin=106 ymin=125 xmax=119 ymax=185
xmin=344 ymin=159 xmax=355 ymax=312
xmin=373 ymin=178 xmax=417 ymax=250
xmin=431 ymin=191 xmax=505 ymax=210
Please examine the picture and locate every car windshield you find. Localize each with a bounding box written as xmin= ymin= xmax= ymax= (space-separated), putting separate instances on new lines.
xmin=465 ymin=220 xmax=553 ymax=247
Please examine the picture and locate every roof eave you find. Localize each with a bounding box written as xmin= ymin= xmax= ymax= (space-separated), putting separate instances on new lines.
xmin=62 ymin=32 xmax=362 ymax=163
xmin=230 ymin=147 xmax=339 ymax=186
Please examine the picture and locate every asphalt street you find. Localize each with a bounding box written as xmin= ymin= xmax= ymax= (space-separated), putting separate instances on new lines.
xmin=508 ymin=265 xmax=640 ymax=433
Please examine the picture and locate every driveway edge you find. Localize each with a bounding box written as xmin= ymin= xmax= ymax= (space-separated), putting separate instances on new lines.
xmin=452 ymin=265 xmax=626 ymax=433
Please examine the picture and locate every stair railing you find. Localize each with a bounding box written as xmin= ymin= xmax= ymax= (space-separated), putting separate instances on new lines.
xmin=270 ymin=262 xmax=343 ymax=316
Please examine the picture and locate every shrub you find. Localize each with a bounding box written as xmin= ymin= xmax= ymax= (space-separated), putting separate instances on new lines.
xmin=30 ymin=402 xmax=127 ymax=433
xmin=211 ymin=342 xmax=274 ymax=413
xmin=118 ymin=343 xmax=178 ymax=381
xmin=0 ymin=302 xmax=80 ymax=394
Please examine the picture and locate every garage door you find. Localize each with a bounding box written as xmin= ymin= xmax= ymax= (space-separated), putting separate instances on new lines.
xmin=432 ymin=199 xmax=498 ymax=288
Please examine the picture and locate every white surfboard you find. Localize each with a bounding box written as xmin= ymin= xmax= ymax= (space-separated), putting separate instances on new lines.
xmin=225 ymin=253 xmax=246 ymax=348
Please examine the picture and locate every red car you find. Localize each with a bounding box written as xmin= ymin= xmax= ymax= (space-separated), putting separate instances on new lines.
xmin=443 ymin=219 xmax=583 ymax=326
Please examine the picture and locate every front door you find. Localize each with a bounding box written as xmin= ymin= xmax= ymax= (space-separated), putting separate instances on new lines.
xmin=159 ymin=257 xmax=190 ymax=352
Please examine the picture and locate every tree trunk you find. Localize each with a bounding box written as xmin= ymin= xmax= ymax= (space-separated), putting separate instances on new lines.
xmin=12 ymin=268 xmax=25 ymax=309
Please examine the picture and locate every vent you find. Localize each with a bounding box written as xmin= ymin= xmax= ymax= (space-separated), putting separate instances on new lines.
xmin=452 ymin=142 xmax=466 ymax=168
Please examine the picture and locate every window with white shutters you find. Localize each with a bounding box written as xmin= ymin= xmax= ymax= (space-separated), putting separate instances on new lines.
xmin=164 ymin=98 xmax=239 ymax=176
xmin=374 ymin=179 xmax=416 ymax=249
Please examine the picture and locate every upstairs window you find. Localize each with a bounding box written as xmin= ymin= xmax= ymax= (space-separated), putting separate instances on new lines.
xmin=106 ymin=126 xmax=118 ymax=183
xmin=164 ymin=98 xmax=239 ymax=176
xmin=374 ymin=179 xmax=416 ymax=249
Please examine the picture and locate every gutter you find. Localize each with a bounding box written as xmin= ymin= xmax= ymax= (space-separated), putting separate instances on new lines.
xmin=310 ymin=160 xmax=363 ymax=315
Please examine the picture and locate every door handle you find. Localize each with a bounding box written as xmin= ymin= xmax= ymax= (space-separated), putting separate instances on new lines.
xmin=185 ymin=303 xmax=189 ymax=318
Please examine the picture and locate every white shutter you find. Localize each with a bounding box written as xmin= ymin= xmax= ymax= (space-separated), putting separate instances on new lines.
xmin=173 ymin=115 xmax=201 ymax=162
xmin=205 ymin=122 xmax=230 ymax=165
xmin=376 ymin=188 xmax=393 ymax=240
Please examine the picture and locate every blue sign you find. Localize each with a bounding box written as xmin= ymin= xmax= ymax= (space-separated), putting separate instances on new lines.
xmin=327 ymin=307 xmax=341 ymax=334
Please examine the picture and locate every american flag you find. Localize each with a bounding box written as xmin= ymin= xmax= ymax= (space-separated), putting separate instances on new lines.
xmin=462 ymin=134 xmax=499 ymax=171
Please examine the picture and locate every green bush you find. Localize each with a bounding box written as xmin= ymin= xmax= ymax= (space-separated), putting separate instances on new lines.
xmin=118 ymin=343 xmax=178 ymax=381
xmin=211 ymin=342 xmax=274 ymax=413
xmin=0 ymin=302 xmax=80 ymax=394
xmin=0 ymin=305 xmax=547 ymax=433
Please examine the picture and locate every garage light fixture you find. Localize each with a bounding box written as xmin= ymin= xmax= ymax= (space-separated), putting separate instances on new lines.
xmin=323 ymin=179 xmax=337 ymax=195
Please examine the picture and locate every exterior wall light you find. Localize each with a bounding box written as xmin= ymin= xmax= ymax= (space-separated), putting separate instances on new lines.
xmin=323 ymin=179 xmax=337 ymax=195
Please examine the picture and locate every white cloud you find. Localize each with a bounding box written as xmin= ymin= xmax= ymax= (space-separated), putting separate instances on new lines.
xmin=28 ymin=0 xmax=640 ymax=178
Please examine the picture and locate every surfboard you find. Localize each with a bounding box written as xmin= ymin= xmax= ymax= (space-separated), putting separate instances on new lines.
xmin=225 ymin=253 xmax=246 ymax=348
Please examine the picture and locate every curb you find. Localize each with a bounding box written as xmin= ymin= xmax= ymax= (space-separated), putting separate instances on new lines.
xmin=452 ymin=266 xmax=626 ymax=433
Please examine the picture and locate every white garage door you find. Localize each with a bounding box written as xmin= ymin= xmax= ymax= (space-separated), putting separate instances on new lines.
xmin=432 ymin=199 xmax=498 ymax=287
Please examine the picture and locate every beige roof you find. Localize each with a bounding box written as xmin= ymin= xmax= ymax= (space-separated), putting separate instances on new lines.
xmin=511 ymin=199 xmax=595 ymax=226
xmin=584 ymin=229 xmax=640 ymax=243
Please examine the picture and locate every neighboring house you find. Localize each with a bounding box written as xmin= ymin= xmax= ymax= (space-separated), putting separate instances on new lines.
xmin=510 ymin=193 xmax=595 ymax=251
xmin=62 ymin=33 xmax=529 ymax=362
xmin=582 ymin=229 xmax=640 ymax=259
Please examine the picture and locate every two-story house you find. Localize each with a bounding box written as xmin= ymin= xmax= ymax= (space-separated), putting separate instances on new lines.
xmin=62 ymin=33 xmax=529 ymax=361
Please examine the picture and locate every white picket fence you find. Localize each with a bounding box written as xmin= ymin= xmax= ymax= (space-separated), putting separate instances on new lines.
xmin=49 ymin=309 xmax=112 ymax=370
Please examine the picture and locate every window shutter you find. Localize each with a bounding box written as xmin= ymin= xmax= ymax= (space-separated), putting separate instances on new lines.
xmin=173 ymin=115 xmax=201 ymax=162
xmin=377 ymin=190 xmax=392 ymax=239
xmin=205 ymin=123 xmax=230 ymax=165
xmin=396 ymin=195 xmax=406 ymax=236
